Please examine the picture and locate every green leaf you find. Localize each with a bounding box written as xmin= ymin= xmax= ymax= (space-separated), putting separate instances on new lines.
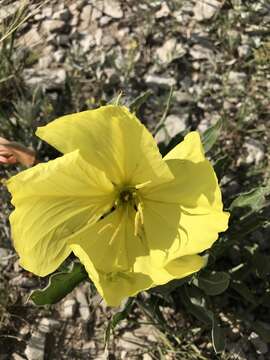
xmin=252 ymin=253 xmax=270 ymax=278
xmin=230 ymin=184 xmax=270 ymax=214
xmin=230 ymin=281 xmax=257 ymax=304
xmin=30 ymin=262 xmax=88 ymax=306
xmin=202 ymin=118 xmax=223 ymax=153
xmin=198 ymin=271 xmax=230 ymax=296
xmin=180 ymin=285 xmax=225 ymax=354
xmin=212 ymin=317 xmax=225 ymax=354
xmin=129 ymin=90 xmax=152 ymax=113
xmin=213 ymin=154 xmax=231 ymax=181
xmin=150 ymin=275 xmax=192 ymax=296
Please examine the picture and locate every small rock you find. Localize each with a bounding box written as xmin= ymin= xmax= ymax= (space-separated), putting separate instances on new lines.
xmin=38 ymin=55 xmax=52 ymax=69
xmin=165 ymin=114 xmax=188 ymax=137
xmin=21 ymin=28 xmax=41 ymax=47
xmin=0 ymin=248 xmax=10 ymax=267
xmin=42 ymin=19 xmax=66 ymax=34
xmin=198 ymin=118 xmax=211 ymax=133
xmin=144 ymin=74 xmax=176 ymax=88
xmin=99 ymin=15 xmax=111 ymax=26
xmin=91 ymin=7 xmax=103 ymax=21
xmin=227 ymin=71 xmax=247 ymax=83
xmin=155 ymin=114 xmax=188 ymax=144
xmin=53 ymin=49 xmax=65 ymax=63
xmin=238 ymin=44 xmax=251 ymax=58
xmin=174 ymin=91 xmax=194 ymax=104
xmin=155 ymin=3 xmax=170 ymax=18
xmin=62 ymin=298 xmax=77 ymax=319
xmin=156 ymin=38 xmax=186 ymax=64
xmin=80 ymin=34 xmax=95 ymax=52
xmin=57 ymin=34 xmax=70 ymax=46
xmin=20 ymin=324 xmax=30 ymax=336
xmin=25 ymin=331 xmax=46 ymax=360
xmin=23 ymin=68 xmax=67 ymax=90
xmin=9 ymin=274 xmax=38 ymax=288
xmin=70 ymin=12 xmax=79 ymax=27
xmin=190 ymin=44 xmax=214 ymax=60
xmin=0 ymin=2 xmax=21 ymax=22
xmin=82 ymin=341 xmax=96 ymax=350
xmin=143 ymin=354 xmax=152 ymax=360
xmin=103 ymin=0 xmax=123 ymax=19
xmin=42 ymin=6 xmax=53 ymax=18
xmin=76 ymin=288 xmax=91 ymax=321
xmin=52 ymin=8 xmax=71 ymax=21
xmin=11 ymin=353 xmax=25 ymax=360
xmin=243 ymin=138 xmax=264 ymax=165
xmin=249 ymin=332 xmax=268 ymax=355
xmin=38 ymin=318 xmax=60 ymax=333
xmin=80 ymin=4 xmax=92 ymax=30
xmin=193 ymin=0 xmax=222 ymax=21
xmin=95 ymin=28 xmax=103 ymax=46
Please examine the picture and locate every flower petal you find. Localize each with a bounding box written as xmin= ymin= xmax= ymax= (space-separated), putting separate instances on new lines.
xmin=36 ymin=105 xmax=173 ymax=186
xmin=164 ymin=131 xmax=204 ymax=162
xmin=135 ymin=254 xmax=205 ymax=286
xmin=141 ymin=199 xmax=181 ymax=267
xmin=72 ymin=247 xmax=204 ymax=307
xmin=141 ymin=131 xmax=224 ymax=213
xmin=68 ymin=207 xmax=148 ymax=274
xmin=70 ymin=249 xmax=153 ymax=307
xmin=7 ymin=150 xmax=115 ymax=276
xmin=171 ymin=209 xmax=229 ymax=258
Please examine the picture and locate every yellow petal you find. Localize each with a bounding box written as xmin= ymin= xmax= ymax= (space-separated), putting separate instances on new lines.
xmin=164 ymin=131 xmax=204 ymax=162
xmin=171 ymin=209 xmax=229 ymax=258
xmin=141 ymin=131 xmax=223 ymax=213
xmin=37 ymin=105 xmax=173 ymax=187
xmin=7 ymin=150 xmax=115 ymax=276
xmin=141 ymin=199 xmax=180 ymax=267
xmin=72 ymin=246 xmax=204 ymax=307
xmin=68 ymin=206 xmax=148 ymax=274
xmin=70 ymin=250 xmax=152 ymax=307
xmin=135 ymin=254 xmax=205 ymax=285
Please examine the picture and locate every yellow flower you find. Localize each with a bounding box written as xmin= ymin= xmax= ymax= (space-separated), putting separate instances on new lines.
xmin=7 ymin=105 xmax=229 ymax=306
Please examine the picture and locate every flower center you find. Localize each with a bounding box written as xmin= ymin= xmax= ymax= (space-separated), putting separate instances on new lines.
xmin=117 ymin=187 xmax=137 ymax=208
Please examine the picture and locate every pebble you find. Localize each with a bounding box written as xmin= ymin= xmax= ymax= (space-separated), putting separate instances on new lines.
xmin=38 ymin=317 xmax=60 ymax=333
xmin=155 ymin=3 xmax=170 ymax=18
xmin=9 ymin=274 xmax=38 ymax=288
xmin=62 ymin=298 xmax=77 ymax=319
xmin=103 ymin=0 xmax=123 ymax=19
xmin=53 ymin=49 xmax=66 ymax=63
xmin=41 ymin=19 xmax=66 ymax=34
xmin=193 ymin=0 xmax=222 ymax=21
xmin=144 ymin=74 xmax=176 ymax=88
xmin=80 ymin=4 xmax=92 ymax=30
xmin=243 ymin=138 xmax=264 ymax=165
xmin=249 ymin=332 xmax=268 ymax=355
xmin=0 ymin=247 xmax=10 ymax=267
xmin=23 ymin=69 xmax=67 ymax=90
xmin=21 ymin=28 xmax=41 ymax=47
xmin=11 ymin=354 xmax=25 ymax=360
xmin=156 ymin=38 xmax=186 ymax=64
xmin=25 ymin=331 xmax=46 ymax=360
xmin=75 ymin=288 xmax=91 ymax=321
xmin=228 ymin=71 xmax=247 ymax=83
xmin=38 ymin=55 xmax=52 ymax=69
xmin=190 ymin=44 xmax=214 ymax=60
xmin=238 ymin=44 xmax=251 ymax=58
xmin=155 ymin=114 xmax=188 ymax=144
xmin=52 ymin=8 xmax=71 ymax=21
